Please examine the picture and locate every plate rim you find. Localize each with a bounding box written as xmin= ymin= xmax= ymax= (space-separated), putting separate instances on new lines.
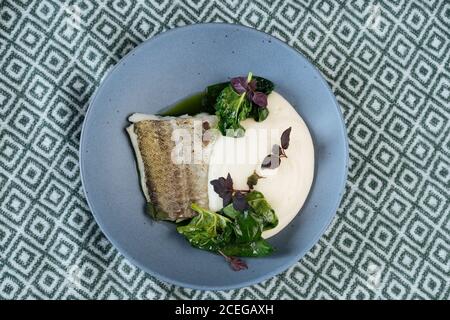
xmin=79 ymin=23 xmax=349 ymax=291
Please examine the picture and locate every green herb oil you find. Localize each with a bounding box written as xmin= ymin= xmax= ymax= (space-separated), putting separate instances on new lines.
xmin=157 ymin=92 xmax=207 ymax=116
xmin=157 ymin=82 xmax=228 ymax=116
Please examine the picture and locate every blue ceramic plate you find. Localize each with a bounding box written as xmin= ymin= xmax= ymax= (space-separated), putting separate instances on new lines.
xmin=80 ymin=24 xmax=348 ymax=290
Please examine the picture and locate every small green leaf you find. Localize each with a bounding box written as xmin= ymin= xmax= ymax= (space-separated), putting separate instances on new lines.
xmin=246 ymin=171 xmax=263 ymax=189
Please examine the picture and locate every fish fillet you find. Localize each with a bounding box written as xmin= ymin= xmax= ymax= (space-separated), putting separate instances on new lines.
xmin=126 ymin=113 xmax=217 ymax=221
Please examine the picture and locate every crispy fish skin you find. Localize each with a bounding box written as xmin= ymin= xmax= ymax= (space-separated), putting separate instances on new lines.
xmin=127 ymin=114 xmax=216 ymax=221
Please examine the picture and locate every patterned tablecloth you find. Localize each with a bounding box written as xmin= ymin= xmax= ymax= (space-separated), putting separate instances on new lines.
xmin=0 ymin=0 xmax=449 ymax=300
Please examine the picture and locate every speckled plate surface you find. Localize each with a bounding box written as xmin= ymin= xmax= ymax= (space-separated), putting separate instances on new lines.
xmin=80 ymin=23 xmax=348 ymax=290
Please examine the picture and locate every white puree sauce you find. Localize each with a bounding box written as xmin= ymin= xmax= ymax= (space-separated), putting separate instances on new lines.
xmin=208 ymin=92 xmax=315 ymax=238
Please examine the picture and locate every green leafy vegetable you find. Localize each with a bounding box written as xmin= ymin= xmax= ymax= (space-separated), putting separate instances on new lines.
xmin=205 ymin=76 xmax=273 ymax=117
xmin=221 ymin=203 xmax=241 ymax=219
xmin=203 ymin=82 xmax=228 ymax=114
xmin=251 ymin=106 xmax=269 ymax=122
xmin=215 ymin=85 xmax=252 ymax=137
xmin=253 ymin=76 xmax=275 ymax=94
xmin=221 ymin=239 xmax=274 ymax=257
xmin=176 ymin=203 xmax=232 ymax=252
xmin=177 ymin=176 xmax=278 ymax=270
xmin=233 ymin=211 xmax=263 ymax=243
xmin=246 ymin=191 xmax=278 ymax=230
xmin=215 ymin=73 xmax=275 ymax=137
